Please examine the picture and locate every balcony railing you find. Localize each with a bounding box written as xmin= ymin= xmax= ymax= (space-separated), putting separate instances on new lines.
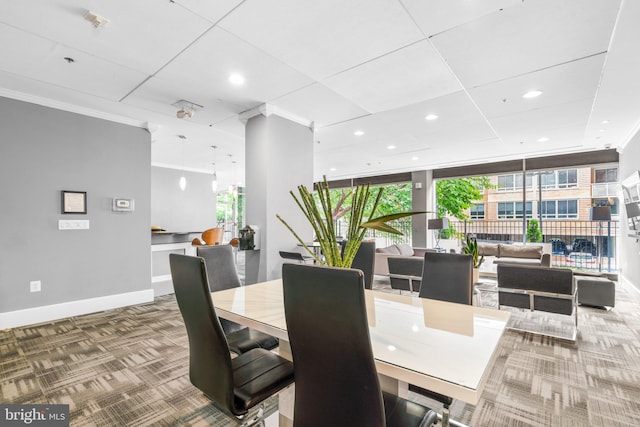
xmin=338 ymin=218 xmax=619 ymax=272
xmin=452 ymin=219 xmax=619 ymax=272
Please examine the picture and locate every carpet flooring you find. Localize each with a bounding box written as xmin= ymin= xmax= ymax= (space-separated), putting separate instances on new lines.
xmin=2 ymin=278 xmax=640 ymax=426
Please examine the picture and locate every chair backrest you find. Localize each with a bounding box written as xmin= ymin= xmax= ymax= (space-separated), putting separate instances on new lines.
xmin=388 ymin=256 xmax=423 ymax=292
xmin=497 ymin=264 xmax=574 ymax=315
xmin=419 ymin=252 xmax=473 ymax=305
xmin=350 ymin=241 xmax=376 ymax=289
xmin=197 ymin=245 xmax=244 ymax=334
xmin=282 ymin=264 xmax=386 ymax=427
xmin=202 ymin=227 xmax=224 ymax=245
xmin=279 ymin=251 xmax=305 ymax=262
xmin=169 ymin=254 xmax=236 ymax=412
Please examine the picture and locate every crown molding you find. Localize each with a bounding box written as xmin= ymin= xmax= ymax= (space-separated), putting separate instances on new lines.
xmin=0 ymin=88 xmax=146 ymax=128
xmin=238 ymin=103 xmax=313 ymax=129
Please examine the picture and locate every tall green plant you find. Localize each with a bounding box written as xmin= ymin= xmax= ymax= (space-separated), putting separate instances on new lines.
xmin=277 ymin=177 xmax=423 ymax=268
xmin=462 ymin=235 xmax=484 ymax=268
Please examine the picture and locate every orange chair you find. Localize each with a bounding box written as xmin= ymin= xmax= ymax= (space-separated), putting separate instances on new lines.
xmin=201 ymin=228 xmax=224 ymax=246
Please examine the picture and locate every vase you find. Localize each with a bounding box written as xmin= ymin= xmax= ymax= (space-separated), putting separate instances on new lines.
xmin=473 ymin=267 xmax=480 ymax=284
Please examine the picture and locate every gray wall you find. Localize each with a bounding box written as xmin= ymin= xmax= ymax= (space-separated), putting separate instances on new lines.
xmin=619 ymin=130 xmax=640 ymax=291
xmin=151 ymin=166 xmax=217 ymax=232
xmin=245 ymin=114 xmax=313 ymax=282
xmin=0 ymin=97 xmax=151 ymax=312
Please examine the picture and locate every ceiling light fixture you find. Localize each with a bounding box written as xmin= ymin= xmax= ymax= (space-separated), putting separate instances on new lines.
xmin=601 ymin=120 xmax=610 ymax=124
xmin=211 ymin=146 xmax=218 ymax=193
xmin=84 ymin=10 xmax=110 ymax=28
xmin=173 ymin=100 xmax=203 ymax=119
xmin=522 ymin=90 xmax=543 ymax=99
xmin=411 ymin=156 xmax=419 ymax=161
xmin=229 ymin=73 xmax=245 ymax=85
xmin=424 ymin=114 xmax=438 ymax=120
xmin=330 ymin=167 xmax=336 ymax=172
xmin=537 ymin=137 xmax=549 ymax=142
xmin=387 ymin=145 xmax=396 ymax=150
xmin=354 ymin=130 xmax=365 ymax=136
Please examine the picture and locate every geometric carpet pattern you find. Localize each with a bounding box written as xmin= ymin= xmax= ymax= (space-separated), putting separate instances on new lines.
xmin=2 ymin=278 xmax=640 ymax=426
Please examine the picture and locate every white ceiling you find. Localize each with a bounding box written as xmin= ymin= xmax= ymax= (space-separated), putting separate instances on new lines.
xmin=1 ymin=0 xmax=639 ymax=191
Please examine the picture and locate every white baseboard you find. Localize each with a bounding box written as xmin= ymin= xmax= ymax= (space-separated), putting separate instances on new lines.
xmin=0 ymin=289 xmax=155 ymax=330
xmin=620 ymin=273 xmax=640 ymax=297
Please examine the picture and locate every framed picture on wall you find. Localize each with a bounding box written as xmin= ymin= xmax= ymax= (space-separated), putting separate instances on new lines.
xmin=61 ymin=190 xmax=87 ymax=214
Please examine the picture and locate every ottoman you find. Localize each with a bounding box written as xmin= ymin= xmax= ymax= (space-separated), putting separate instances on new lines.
xmin=576 ymin=276 xmax=615 ymax=308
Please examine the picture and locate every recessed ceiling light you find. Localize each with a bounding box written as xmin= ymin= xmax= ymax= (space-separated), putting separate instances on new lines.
xmin=424 ymin=114 xmax=438 ymax=121
xmin=411 ymin=156 xmax=419 ymax=161
xmin=387 ymin=145 xmax=396 ymax=150
xmin=601 ymin=120 xmax=610 ymax=124
xmin=229 ymin=73 xmax=245 ymax=85
xmin=329 ymin=167 xmax=336 ymax=172
xmin=354 ymin=130 xmax=365 ymax=136
xmin=537 ymin=137 xmax=549 ymax=142
xmin=522 ymin=90 xmax=543 ymax=99
xmin=599 ymin=129 xmax=606 ymax=132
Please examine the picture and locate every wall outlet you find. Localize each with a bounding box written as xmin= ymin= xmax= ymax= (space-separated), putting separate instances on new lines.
xmin=30 ymin=280 xmax=41 ymax=293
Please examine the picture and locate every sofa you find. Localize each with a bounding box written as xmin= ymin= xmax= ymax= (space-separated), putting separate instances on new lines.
xmin=374 ymin=243 xmax=431 ymax=276
xmin=475 ymin=242 xmax=550 ymax=277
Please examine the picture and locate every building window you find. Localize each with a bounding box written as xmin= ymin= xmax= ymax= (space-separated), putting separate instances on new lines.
xmin=540 ymin=169 xmax=577 ymax=189
xmin=542 ymin=199 xmax=578 ymax=219
xmin=595 ymin=168 xmax=617 ymax=183
xmin=557 ymin=169 xmax=578 ymax=188
xmin=470 ymin=204 xmax=485 ymax=219
xmin=594 ymin=198 xmax=619 ymax=215
xmin=497 ymin=173 xmax=533 ymax=192
xmin=497 ymin=201 xmax=532 ymax=219
xmin=541 ymin=200 xmax=578 ymax=219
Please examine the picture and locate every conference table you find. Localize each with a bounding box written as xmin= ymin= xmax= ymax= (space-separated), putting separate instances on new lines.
xmin=211 ymin=279 xmax=510 ymax=426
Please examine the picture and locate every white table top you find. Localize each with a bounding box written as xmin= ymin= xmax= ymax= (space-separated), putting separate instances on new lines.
xmin=211 ymin=279 xmax=510 ymax=404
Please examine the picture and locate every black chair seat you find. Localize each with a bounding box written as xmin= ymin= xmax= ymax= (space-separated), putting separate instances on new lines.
xmin=232 ymin=349 xmax=295 ymax=412
xmin=226 ymin=327 xmax=279 ymax=355
xmin=383 ymin=391 xmax=439 ymax=427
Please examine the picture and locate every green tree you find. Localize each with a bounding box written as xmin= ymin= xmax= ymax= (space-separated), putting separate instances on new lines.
xmin=435 ymin=177 xmax=492 ymax=220
xmin=526 ymin=219 xmax=543 ymax=242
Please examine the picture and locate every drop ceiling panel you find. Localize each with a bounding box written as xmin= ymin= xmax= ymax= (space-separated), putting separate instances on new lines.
xmin=218 ymin=0 xmax=424 ymax=80
xmin=0 ymin=0 xmax=214 ymax=75
xmin=123 ymin=76 xmax=241 ymax=126
xmin=401 ymin=0 xmax=522 ymax=37
xmin=272 ymin=83 xmax=369 ymax=128
xmin=151 ymin=27 xmax=314 ymax=111
xmin=469 ymin=54 xmax=606 ymax=119
xmin=170 ymin=0 xmax=245 ymax=23
xmin=322 ymin=40 xmax=462 ymax=113
xmin=430 ymin=0 xmax=621 ymax=87
xmin=0 ymin=24 xmax=148 ymax=101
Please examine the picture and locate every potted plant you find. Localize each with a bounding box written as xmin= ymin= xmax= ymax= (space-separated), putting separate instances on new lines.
xmin=277 ymin=176 xmax=424 ymax=268
xmin=462 ymin=235 xmax=484 ymax=283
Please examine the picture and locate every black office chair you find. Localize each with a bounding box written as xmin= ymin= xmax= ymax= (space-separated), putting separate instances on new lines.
xmin=388 ymin=257 xmax=423 ymax=293
xmin=350 ymin=240 xmax=376 ymax=289
xmin=418 ymin=252 xmax=473 ymax=305
xmin=412 ymin=251 xmax=473 ymax=424
xmin=197 ymin=245 xmax=278 ymax=354
xmin=282 ymin=263 xmax=438 ymax=427
xmin=169 ymin=254 xmax=294 ymax=419
xmin=279 ymin=250 xmax=314 ymax=263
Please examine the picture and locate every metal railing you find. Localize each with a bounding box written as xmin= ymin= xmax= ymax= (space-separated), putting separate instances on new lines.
xmin=337 ymin=218 xmax=413 ymax=248
xmin=451 ymin=219 xmax=619 ymax=272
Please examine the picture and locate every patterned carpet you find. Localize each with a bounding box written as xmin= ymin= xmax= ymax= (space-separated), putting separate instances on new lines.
xmin=2 ymin=277 xmax=640 ymax=426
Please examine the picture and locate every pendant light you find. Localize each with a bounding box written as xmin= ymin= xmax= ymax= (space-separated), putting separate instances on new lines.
xmin=211 ymin=145 xmax=218 ymax=193
xmin=179 ymin=135 xmax=187 ymax=191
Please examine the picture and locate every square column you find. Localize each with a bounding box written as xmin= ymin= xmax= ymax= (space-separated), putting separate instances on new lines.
xmin=244 ymin=109 xmax=314 ymax=283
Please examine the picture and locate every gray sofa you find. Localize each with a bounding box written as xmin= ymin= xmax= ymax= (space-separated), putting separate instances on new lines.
xmin=478 ymin=242 xmax=550 ymax=267
xmin=374 ymin=243 xmax=431 ymax=276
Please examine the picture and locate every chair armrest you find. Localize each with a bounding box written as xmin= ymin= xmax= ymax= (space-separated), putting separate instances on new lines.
xmin=541 ymin=253 xmax=551 ymax=267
